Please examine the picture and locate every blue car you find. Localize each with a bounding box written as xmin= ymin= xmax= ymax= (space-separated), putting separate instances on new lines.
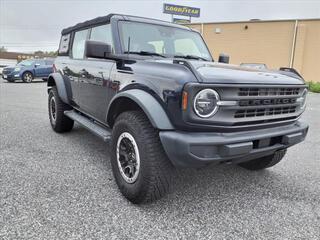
xmin=2 ymin=59 xmax=54 ymax=83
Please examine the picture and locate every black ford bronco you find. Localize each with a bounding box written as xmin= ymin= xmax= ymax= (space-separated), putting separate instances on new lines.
xmin=48 ymin=14 xmax=308 ymax=203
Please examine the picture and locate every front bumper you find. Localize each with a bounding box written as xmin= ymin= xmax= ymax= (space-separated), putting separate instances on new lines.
xmin=2 ymin=72 xmax=21 ymax=80
xmin=160 ymin=121 xmax=308 ymax=168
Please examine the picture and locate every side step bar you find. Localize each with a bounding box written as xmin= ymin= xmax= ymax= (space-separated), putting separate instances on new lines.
xmin=64 ymin=110 xmax=111 ymax=142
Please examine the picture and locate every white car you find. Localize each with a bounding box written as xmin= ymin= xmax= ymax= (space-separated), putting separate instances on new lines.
xmin=0 ymin=65 xmax=7 ymax=75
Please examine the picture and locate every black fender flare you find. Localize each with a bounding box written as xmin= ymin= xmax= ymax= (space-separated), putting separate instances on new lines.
xmin=47 ymin=73 xmax=70 ymax=104
xmin=107 ymin=89 xmax=174 ymax=130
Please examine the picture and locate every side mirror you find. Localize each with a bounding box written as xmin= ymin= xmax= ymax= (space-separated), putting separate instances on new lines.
xmin=218 ymin=53 xmax=230 ymax=64
xmin=85 ymin=40 xmax=112 ymax=59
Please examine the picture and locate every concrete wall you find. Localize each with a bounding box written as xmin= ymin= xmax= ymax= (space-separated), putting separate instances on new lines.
xmin=187 ymin=19 xmax=320 ymax=82
xmin=294 ymin=20 xmax=320 ymax=83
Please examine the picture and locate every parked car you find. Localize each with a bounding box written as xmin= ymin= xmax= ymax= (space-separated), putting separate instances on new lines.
xmin=47 ymin=14 xmax=308 ymax=203
xmin=0 ymin=64 xmax=7 ymax=75
xmin=2 ymin=58 xmax=54 ymax=83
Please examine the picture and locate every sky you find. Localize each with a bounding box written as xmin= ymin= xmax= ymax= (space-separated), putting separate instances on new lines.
xmin=0 ymin=0 xmax=319 ymax=52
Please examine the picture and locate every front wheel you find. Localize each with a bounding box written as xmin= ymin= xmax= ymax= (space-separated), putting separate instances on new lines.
xmin=48 ymin=87 xmax=74 ymax=133
xmin=110 ymin=111 xmax=174 ymax=204
xmin=22 ymin=72 xmax=33 ymax=83
xmin=238 ymin=149 xmax=287 ymax=171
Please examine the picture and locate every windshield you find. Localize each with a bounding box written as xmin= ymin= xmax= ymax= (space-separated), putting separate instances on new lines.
xmin=18 ymin=59 xmax=35 ymax=66
xmin=118 ymin=21 xmax=212 ymax=61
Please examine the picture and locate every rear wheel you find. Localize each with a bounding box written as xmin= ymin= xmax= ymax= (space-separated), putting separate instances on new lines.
xmin=238 ymin=149 xmax=287 ymax=170
xmin=22 ymin=72 xmax=33 ymax=83
xmin=110 ymin=111 xmax=174 ymax=204
xmin=48 ymin=87 xmax=74 ymax=133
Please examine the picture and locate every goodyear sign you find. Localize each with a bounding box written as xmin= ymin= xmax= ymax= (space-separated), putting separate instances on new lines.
xmin=163 ymin=4 xmax=200 ymax=18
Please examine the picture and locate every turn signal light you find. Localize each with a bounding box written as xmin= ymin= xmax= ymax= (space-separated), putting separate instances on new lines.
xmin=182 ymin=91 xmax=188 ymax=111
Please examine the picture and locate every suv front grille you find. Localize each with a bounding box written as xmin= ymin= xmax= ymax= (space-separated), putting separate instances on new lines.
xmin=233 ymin=86 xmax=303 ymax=121
xmin=235 ymin=106 xmax=297 ymax=118
xmin=2 ymin=69 xmax=13 ymax=74
xmin=238 ymin=87 xmax=300 ymax=96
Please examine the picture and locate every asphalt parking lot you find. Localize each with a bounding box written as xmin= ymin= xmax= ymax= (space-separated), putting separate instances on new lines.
xmin=0 ymin=78 xmax=319 ymax=240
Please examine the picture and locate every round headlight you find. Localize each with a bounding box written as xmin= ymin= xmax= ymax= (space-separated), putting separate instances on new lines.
xmin=193 ymin=89 xmax=220 ymax=118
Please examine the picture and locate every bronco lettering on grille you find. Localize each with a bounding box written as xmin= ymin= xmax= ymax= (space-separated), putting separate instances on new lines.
xmin=239 ymin=98 xmax=296 ymax=106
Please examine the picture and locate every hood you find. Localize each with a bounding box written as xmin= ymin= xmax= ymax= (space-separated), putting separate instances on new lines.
xmin=3 ymin=67 xmax=15 ymax=72
xmin=151 ymin=59 xmax=304 ymax=85
xmin=189 ymin=61 xmax=304 ymax=85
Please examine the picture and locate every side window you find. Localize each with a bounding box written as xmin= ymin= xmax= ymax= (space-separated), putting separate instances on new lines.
xmin=45 ymin=60 xmax=53 ymax=65
xmin=58 ymin=34 xmax=70 ymax=54
xmin=72 ymin=29 xmax=89 ymax=59
xmin=90 ymin=24 xmax=113 ymax=49
xmin=36 ymin=60 xmax=45 ymax=66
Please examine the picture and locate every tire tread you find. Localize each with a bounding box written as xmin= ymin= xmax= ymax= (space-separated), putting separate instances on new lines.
xmin=111 ymin=110 xmax=174 ymax=203
xmin=48 ymin=87 xmax=74 ymax=133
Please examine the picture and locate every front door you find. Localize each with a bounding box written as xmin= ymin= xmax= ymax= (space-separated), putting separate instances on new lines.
xmin=78 ymin=59 xmax=115 ymax=122
xmin=77 ymin=23 xmax=116 ymax=123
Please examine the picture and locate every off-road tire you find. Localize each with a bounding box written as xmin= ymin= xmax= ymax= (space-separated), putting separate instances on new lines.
xmin=48 ymin=87 xmax=74 ymax=133
xmin=110 ymin=110 xmax=174 ymax=204
xmin=238 ymin=149 xmax=287 ymax=170
xmin=22 ymin=71 xmax=33 ymax=83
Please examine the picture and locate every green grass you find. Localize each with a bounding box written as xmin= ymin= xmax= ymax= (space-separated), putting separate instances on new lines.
xmin=306 ymin=81 xmax=320 ymax=93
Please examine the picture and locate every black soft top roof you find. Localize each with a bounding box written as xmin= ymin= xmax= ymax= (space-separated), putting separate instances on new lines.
xmin=61 ymin=13 xmax=191 ymax=35
xmin=61 ymin=14 xmax=115 ymax=35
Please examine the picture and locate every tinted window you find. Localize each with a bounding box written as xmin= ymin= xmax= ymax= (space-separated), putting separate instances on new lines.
xmin=72 ymin=29 xmax=88 ymax=59
xmin=90 ymin=24 xmax=113 ymax=49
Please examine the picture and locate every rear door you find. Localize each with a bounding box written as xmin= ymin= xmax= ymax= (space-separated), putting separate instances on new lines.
xmin=78 ymin=24 xmax=115 ymax=123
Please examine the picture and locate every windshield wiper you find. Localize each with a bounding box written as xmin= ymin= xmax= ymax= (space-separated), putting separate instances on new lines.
xmin=173 ymin=54 xmax=208 ymax=61
xmin=124 ymin=51 xmax=166 ymax=58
